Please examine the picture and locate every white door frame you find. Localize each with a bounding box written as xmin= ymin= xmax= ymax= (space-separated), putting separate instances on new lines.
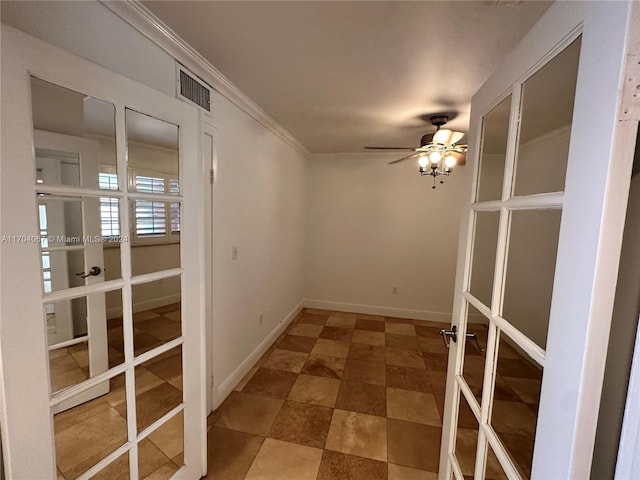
xmin=0 ymin=24 xmax=206 ymax=479
xmin=439 ymin=2 xmax=639 ymax=479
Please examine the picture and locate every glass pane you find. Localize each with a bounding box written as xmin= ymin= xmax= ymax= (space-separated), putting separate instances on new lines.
xmin=135 ymin=346 xmax=183 ymax=432
xmin=53 ymin=373 xmax=127 ymax=479
xmin=462 ymin=303 xmax=489 ymax=402
xmin=485 ymin=443 xmax=509 ymax=480
xmin=454 ymin=392 xmax=480 ymax=477
xmin=130 ymin=198 xmax=181 ymax=272
xmin=91 ymin=452 xmax=130 ymax=480
xmin=30 ymin=77 xmax=117 ymax=188
xmin=492 ymin=332 xmax=542 ymax=478
xmin=469 ymin=211 xmax=500 ymax=307
xmin=503 ymin=209 xmax=562 ymax=349
xmin=477 ymin=95 xmax=512 ymax=202
xmin=132 ymin=279 xmax=182 ymax=356
xmin=140 ymin=411 xmax=184 ymax=478
xmin=513 ymin=37 xmax=581 ymax=196
xmin=126 ymin=109 xmax=179 ymax=194
xmin=47 ymin=291 xmax=125 ymax=394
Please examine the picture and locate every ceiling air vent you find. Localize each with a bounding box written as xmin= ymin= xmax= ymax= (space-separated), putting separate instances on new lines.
xmin=177 ymin=66 xmax=211 ymax=112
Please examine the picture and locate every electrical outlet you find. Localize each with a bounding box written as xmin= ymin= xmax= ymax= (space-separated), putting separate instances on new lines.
xmin=392 ymin=286 xmax=399 ymax=294
xmin=232 ymin=246 xmax=238 ymax=260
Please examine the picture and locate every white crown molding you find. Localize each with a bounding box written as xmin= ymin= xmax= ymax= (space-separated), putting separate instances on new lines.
xmin=101 ymin=0 xmax=309 ymax=156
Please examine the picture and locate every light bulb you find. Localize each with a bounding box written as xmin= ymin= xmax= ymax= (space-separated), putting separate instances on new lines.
xmin=429 ymin=151 xmax=442 ymax=164
xmin=418 ymin=155 xmax=428 ymax=168
xmin=445 ymin=155 xmax=456 ymax=168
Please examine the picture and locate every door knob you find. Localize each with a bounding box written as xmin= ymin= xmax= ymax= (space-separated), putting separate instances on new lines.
xmin=440 ymin=325 xmax=458 ymax=348
xmin=75 ymin=266 xmax=101 ymax=278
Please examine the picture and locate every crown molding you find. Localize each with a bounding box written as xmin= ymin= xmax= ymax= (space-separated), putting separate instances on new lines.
xmin=101 ymin=0 xmax=309 ymax=156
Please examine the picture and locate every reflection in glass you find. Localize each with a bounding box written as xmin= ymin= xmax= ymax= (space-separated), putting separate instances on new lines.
xmin=469 ymin=211 xmax=500 ymax=307
xmin=141 ymin=411 xmax=184 ymax=478
xmin=132 ymin=279 xmax=182 ymax=356
xmin=91 ymin=452 xmax=130 ymax=480
xmin=30 ymin=76 xmax=117 ymax=188
xmin=53 ymin=373 xmax=127 ymax=479
xmin=126 ymin=109 xmax=179 ymax=194
xmin=503 ymin=209 xmax=562 ymax=349
xmin=462 ymin=303 xmax=489 ymax=402
xmin=135 ymin=346 xmax=183 ymax=432
xmin=46 ymin=291 xmax=124 ymax=394
xmin=486 ymin=443 xmax=509 ymax=480
xmin=514 ymin=37 xmax=581 ymax=196
xmin=477 ymin=95 xmax=512 ymax=202
xmin=492 ymin=332 xmax=542 ymax=478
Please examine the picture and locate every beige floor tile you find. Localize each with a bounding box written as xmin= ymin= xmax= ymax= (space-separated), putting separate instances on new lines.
xmin=385 ymin=323 xmax=417 ymax=336
xmin=244 ymin=438 xmax=323 ymax=480
xmin=301 ymin=354 xmax=346 ymax=379
xmin=387 ymin=388 xmax=441 ymax=426
xmin=207 ymin=427 xmax=264 ymax=480
xmin=388 ymin=464 xmax=437 ymax=480
xmin=168 ymin=375 xmax=183 ymax=391
xmin=289 ymin=323 xmax=324 ymax=338
xmin=352 ymin=330 xmax=386 ymax=346
xmin=386 ymin=347 xmax=426 ymax=369
xmin=311 ymin=339 xmax=350 ymax=358
xmin=104 ymin=369 xmax=163 ymax=407
xmin=142 ymin=461 xmax=179 ymax=480
xmin=261 ymin=349 xmax=308 ymax=373
xmin=287 ymin=374 xmax=340 ymax=407
xmin=215 ymin=391 xmax=284 ymax=435
xmin=387 ymin=419 xmax=440 ymax=472
xmin=325 ymin=409 xmax=387 ymax=462
xmin=326 ymin=316 xmax=357 ymax=329
xmin=148 ymin=412 xmax=183 ymax=459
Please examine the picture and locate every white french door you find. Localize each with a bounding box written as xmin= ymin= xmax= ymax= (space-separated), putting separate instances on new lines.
xmin=1 ymin=25 xmax=206 ymax=479
xmin=439 ymin=2 xmax=638 ymax=479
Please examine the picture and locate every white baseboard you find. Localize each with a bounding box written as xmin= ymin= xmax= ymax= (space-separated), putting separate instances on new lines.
xmin=303 ymin=298 xmax=453 ymax=323
xmin=106 ymin=293 xmax=181 ymax=319
xmin=213 ymin=298 xmax=305 ymax=410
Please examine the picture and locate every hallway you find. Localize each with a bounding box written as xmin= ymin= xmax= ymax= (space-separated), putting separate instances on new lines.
xmin=206 ymin=308 xmax=541 ymax=480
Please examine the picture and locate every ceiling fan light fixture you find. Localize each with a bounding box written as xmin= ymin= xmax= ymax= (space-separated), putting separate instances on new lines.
xmin=445 ymin=155 xmax=457 ymax=168
xmin=418 ymin=155 xmax=429 ymax=168
xmin=429 ymin=150 xmax=442 ymax=164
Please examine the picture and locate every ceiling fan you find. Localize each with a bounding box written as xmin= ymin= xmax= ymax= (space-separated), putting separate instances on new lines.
xmin=365 ymin=114 xmax=468 ymax=187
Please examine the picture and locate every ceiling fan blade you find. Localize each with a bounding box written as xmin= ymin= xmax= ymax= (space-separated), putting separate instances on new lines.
xmin=388 ymin=153 xmax=419 ymax=165
xmin=433 ymin=129 xmax=465 ymax=145
xmin=365 ymin=146 xmax=417 ymax=150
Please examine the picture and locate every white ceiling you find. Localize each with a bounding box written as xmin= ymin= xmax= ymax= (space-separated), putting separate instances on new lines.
xmin=142 ymin=1 xmax=552 ymax=154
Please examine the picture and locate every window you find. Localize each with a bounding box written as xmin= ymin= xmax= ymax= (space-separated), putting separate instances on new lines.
xmin=99 ymin=171 xmax=120 ymax=238
xmin=130 ymin=169 xmax=180 ymax=244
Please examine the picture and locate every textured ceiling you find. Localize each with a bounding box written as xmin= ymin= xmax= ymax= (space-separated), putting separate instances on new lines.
xmin=142 ymin=1 xmax=552 ymax=153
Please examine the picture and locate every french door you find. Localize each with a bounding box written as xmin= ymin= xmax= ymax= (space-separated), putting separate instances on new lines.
xmin=439 ymin=2 xmax=638 ymax=479
xmin=1 ymin=25 xmax=206 ymax=479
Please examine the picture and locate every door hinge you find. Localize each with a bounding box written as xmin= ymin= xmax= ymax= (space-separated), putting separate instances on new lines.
xmin=209 ymin=169 xmax=215 ymax=185
xmin=620 ymin=54 xmax=640 ymax=121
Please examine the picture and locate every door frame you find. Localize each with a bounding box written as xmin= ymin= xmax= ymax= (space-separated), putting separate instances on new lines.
xmin=0 ymin=24 xmax=207 ymax=479
xmin=439 ymin=2 xmax=639 ymax=479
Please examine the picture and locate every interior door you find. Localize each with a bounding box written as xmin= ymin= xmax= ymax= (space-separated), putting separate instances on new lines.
xmin=1 ymin=25 xmax=206 ymax=479
xmin=438 ymin=2 xmax=638 ymax=479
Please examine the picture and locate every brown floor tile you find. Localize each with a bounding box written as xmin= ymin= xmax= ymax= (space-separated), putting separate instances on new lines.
xmin=386 ymin=348 xmax=426 ymax=369
xmin=348 ymin=343 xmax=386 ymax=364
xmin=326 ymin=316 xmax=357 ymax=329
xmin=325 ymin=409 xmax=387 ymax=461
xmin=242 ymin=368 xmax=299 ymax=399
xmin=215 ymin=391 xmax=284 ymax=435
xmin=422 ymin=352 xmax=448 ymax=372
xmin=355 ymin=313 xmax=385 ymax=321
xmin=304 ymin=308 xmax=331 ymax=315
xmin=387 ymin=419 xmax=440 ymax=472
xmin=385 ymin=323 xmax=417 ymax=336
xmin=386 ymin=334 xmax=420 ymax=351
xmin=496 ymin=358 xmax=542 ymax=379
xmin=206 ymin=427 xmax=263 ymax=480
xmin=268 ymin=401 xmax=333 ymax=448
xmin=418 ymin=337 xmax=448 ymax=354
xmin=144 ymin=352 xmax=182 ymax=381
xmin=301 ymin=354 xmax=346 ymax=379
xmin=287 ymin=374 xmax=341 ymax=407
xmin=388 ymin=464 xmax=438 ymax=480
xmin=386 ymin=365 xmax=431 ymax=392
xmin=502 ymin=376 xmax=541 ymax=404
xmin=335 ymin=381 xmax=386 ymax=416
xmin=234 ymin=366 xmax=259 ymax=392
xmin=289 ymin=323 xmax=324 ymax=338
xmin=142 ymin=461 xmax=179 ymax=480
xmin=387 ymin=388 xmax=441 ymax=426
xmin=320 ymin=326 xmax=353 ymax=342
xmin=352 ymin=330 xmax=386 ymax=346
xmin=385 ymin=317 xmax=414 ymax=325
xmin=499 ymin=432 xmax=534 ymax=478
xmin=311 ymin=339 xmax=350 ymax=358
xmin=277 ymin=334 xmax=317 ymax=353
xmin=261 ymin=349 xmax=308 ymax=373
xmin=245 ymin=438 xmax=323 ymax=480
xmin=317 ymin=450 xmax=387 ymax=480
xmin=428 ymin=371 xmax=447 ymax=395
xmin=342 ymin=359 xmax=386 ymax=386
xmin=114 ymin=383 xmax=182 ymax=432
xmin=299 ymin=313 xmax=330 ymax=325
xmin=491 ymin=400 xmax=537 ymax=437
xmin=355 ymin=319 xmax=385 ymax=332
xmin=414 ymin=325 xmax=443 ymax=338
xmin=137 ymin=439 xmax=175 ymax=479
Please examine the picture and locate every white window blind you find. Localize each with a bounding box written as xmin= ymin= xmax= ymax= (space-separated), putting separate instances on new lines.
xmin=129 ymin=171 xmax=180 ymax=243
xmin=98 ymin=172 xmax=120 ymax=238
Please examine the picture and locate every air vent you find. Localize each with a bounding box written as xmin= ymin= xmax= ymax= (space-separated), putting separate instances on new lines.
xmin=177 ymin=66 xmax=211 ymax=112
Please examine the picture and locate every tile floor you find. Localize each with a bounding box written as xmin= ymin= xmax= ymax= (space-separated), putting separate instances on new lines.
xmin=51 ymin=303 xmax=184 ymax=480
